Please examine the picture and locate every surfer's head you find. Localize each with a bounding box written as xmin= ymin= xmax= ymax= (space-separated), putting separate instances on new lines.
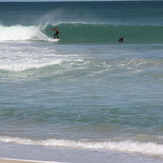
xmin=118 ymin=37 xmax=125 ymax=42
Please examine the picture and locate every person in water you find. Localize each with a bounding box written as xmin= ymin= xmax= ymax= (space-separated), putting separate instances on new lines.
xmin=51 ymin=27 xmax=60 ymax=39
xmin=118 ymin=37 xmax=125 ymax=43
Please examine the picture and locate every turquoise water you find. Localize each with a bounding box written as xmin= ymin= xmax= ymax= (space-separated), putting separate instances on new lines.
xmin=0 ymin=1 xmax=163 ymax=163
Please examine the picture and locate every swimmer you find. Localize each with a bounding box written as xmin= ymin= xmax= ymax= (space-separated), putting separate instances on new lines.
xmin=118 ymin=37 xmax=125 ymax=42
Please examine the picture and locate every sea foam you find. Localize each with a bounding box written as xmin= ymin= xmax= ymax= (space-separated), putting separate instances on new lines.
xmin=0 ymin=136 xmax=163 ymax=157
xmin=0 ymin=25 xmax=39 ymax=41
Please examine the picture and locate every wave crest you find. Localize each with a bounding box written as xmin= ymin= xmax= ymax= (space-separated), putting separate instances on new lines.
xmin=1 ymin=23 xmax=163 ymax=43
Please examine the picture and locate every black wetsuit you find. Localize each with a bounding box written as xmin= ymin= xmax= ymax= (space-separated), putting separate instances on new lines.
xmin=118 ymin=37 xmax=124 ymax=42
xmin=54 ymin=31 xmax=59 ymax=39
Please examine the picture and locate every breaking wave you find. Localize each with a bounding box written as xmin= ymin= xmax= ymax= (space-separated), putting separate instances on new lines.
xmin=1 ymin=23 xmax=163 ymax=44
xmin=0 ymin=136 xmax=163 ymax=157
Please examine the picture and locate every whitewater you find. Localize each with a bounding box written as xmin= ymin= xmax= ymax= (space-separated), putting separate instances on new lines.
xmin=0 ymin=1 xmax=163 ymax=163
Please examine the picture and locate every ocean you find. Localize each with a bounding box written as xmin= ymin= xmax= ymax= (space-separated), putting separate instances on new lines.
xmin=0 ymin=1 xmax=163 ymax=163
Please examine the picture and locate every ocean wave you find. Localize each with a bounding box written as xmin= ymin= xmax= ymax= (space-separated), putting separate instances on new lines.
xmin=0 ymin=25 xmax=39 ymax=41
xmin=0 ymin=136 xmax=163 ymax=157
xmin=0 ymin=23 xmax=163 ymax=43
xmin=0 ymin=60 xmax=62 ymax=72
xmin=0 ymin=56 xmax=162 ymax=81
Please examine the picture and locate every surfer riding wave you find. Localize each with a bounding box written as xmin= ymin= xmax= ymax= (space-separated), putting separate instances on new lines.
xmin=51 ymin=27 xmax=60 ymax=39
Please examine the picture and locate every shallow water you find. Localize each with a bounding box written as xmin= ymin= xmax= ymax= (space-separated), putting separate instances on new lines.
xmin=0 ymin=1 xmax=163 ymax=163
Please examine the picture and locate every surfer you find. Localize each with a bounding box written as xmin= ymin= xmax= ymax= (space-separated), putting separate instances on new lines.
xmin=118 ymin=37 xmax=125 ymax=43
xmin=51 ymin=27 xmax=60 ymax=39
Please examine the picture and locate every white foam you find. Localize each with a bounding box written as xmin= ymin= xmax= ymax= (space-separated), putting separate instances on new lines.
xmin=0 ymin=24 xmax=56 ymax=42
xmin=0 ymin=60 xmax=62 ymax=72
xmin=0 ymin=136 xmax=163 ymax=157
xmin=0 ymin=41 xmax=83 ymax=72
xmin=0 ymin=42 xmax=64 ymax=72
xmin=0 ymin=25 xmax=39 ymax=41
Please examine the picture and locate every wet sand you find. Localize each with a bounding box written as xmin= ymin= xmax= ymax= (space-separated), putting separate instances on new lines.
xmin=0 ymin=159 xmax=66 ymax=163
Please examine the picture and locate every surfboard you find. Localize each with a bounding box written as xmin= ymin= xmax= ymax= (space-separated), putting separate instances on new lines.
xmin=45 ymin=37 xmax=61 ymax=42
xmin=48 ymin=38 xmax=61 ymax=42
xmin=53 ymin=39 xmax=61 ymax=42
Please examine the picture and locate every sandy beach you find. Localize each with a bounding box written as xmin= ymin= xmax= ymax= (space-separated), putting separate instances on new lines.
xmin=0 ymin=159 xmax=66 ymax=163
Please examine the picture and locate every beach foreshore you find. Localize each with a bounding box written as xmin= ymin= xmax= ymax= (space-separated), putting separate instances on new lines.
xmin=0 ymin=159 xmax=67 ymax=163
